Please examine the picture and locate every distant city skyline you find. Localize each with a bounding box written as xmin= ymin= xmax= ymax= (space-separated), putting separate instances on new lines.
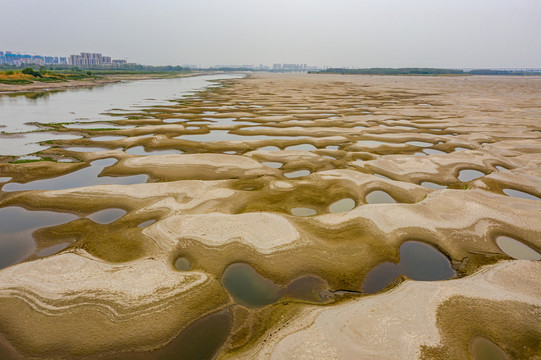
xmin=2 ymin=0 xmax=540 ymax=69
xmin=0 ymin=50 xmax=128 ymax=67
xmin=3 ymin=48 xmax=541 ymax=72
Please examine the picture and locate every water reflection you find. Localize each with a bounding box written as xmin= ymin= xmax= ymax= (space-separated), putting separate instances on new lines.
xmin=2 ymin=158 xmax=148 ymax=192
xmin=283 ymin=169 xmax=311 ymax=178
xmin=406 ymin=141 xmax=432 ymax=147
xmin=176 ymin=131 xmax=304 ymax=143
xmin=290 ymin=207 xmax=317 ymax=217
xmin=174 ymin=257 xmax=191 ymax=271
xmin=329 ymin=198 xmax=356 ymax=213
xmin=222 ymin=263 xmax=330 ymax=308
xmin=86 ymin=208 xmax=127 ymax=224
xmin=285 ymin=144 xmax=317 ymax=151
xmin=421 ymin=182 xmax=447 ymax=190
xmin=362 ymin=241 xmax=456 ymax=293
xmin=0 ymin=74 xmax=244 ymax=155
xmin=0 ymin=207 xmax=77 ymax=269
xmin=137 ymin=219 xmax=156 ymax=228
xmin=125 ymin=146 xmax=183 ymax=156
xmin=111 ymin=310 xmax=233 ymax=360
xmin=458 ymin=169 xmax=485 ymax=182
xmin=495 ymin=236 xmax=541 ymax=260
xmin=222 ymin=263 xmax=281 ymax=307
xmin=471 ymin=337 xmax=509 ymax=360
xmin=502 ymin=188 xmax=540 ymax=201
xmin=365 ymin=190 xmax=396 ymax=204
xmin=262 ymin=161 xmax=283 ymax=168
xmin=0 ymin=132 xmax=81 ymax=156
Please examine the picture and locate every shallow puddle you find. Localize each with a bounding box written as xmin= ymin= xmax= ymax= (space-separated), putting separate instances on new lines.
xmin=502 ymin=188 xmax=540 ymax=201
xmin=423 ymin=148 xmax=446 ymax=155
xmin=290 ymin=207 xmax=317 ymax=217
xmin=66 ymin=146 xmax=119 ymax=152
xmin=162 ymin=118 xmax=188 ymax=123
xmin=37 ymin=242 xmax=70 ymax=257
xmin=137 ymin=219 xmax=156 ymax=228
xmin=117 ymin=310 xmax=233 ymax=360
xmin=362 ymin=241 xmax=456 ymax=293
xmin=176 ymin=130 xmax=302 ymax=142
xmin=0 ymin=177 xmax=11 ymax=182
xmin=262 ymin=161 xmax=283 ymax=168
xmin=126 ymin=146 xmax=183 ymax=156
xmin=282 ymin=275 xmax=329 ymax=303
xmin=326 ymin=145 xmax=339 ymax=150
xmin=0 ymin=207 xmax=77 ymax=269
xmin=222 ymin=263 xmax=330 ymax=308
xmin=495 ymin=236 xmax=541 ymax=260
xmin=406 ymin=141 xmax=432 ymax=147
xmin=285 ymin=144 xmax=317 ymax=151
xmin=2 ymin=158 xmax=148 ymax=192
xmin=458 ymin=169 xmax=485 ymax=182
xmin=454 ymin=147 xmax=469 ymax=152
xmin=365 ymin=190 xmax=396 ymax=204
xmin=258 ymin=146 xmax=280 ymax=151
xmin=471 ymin=336 xmax=509 ymax=360
xmin=283 ymin=169 xmax=311 ymax=178
xmin=421 ymin=182 xmax=447 ymax=190
xmin=174 ymin=257 xmax=191 ymax=271
xmin=201 ymin=117 xmax=255 ymax=126
xmin=86 ymin=208 xmax=127 ymax=224
xmin=222 ymin=263 xmax=281 ymax=307
xmin=63 ymin=123 xmax=135 ymax=130
xmin=356 ymin=140 xmax=393 ymax=147
xmin=374 ymin=174 xmax=391 ymax=180
xmin=329 ymin=198 xmax=356 ymax=213
xmin=0 ymin=132 xmax=82 ymax=156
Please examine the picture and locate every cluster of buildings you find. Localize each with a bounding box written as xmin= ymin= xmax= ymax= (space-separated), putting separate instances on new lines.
xmin=184 ymin=63 xmax=322 ymax=72
xmin=0 ymin=50 xmax=128 ymax=67
xmin=272 ymin=63 xmax=316 ymax=72
xmin=68 ymin=53 xmax=127 ymax=67
xmin=0 ymin=51 xmax=67 ymax=66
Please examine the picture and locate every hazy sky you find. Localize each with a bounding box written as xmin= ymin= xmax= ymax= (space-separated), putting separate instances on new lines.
xmin=2 ymin=0 xmax=540 ymax=68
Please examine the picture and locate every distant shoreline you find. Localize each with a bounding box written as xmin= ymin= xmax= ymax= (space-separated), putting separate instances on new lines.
xmin=0 ymin=72 xmax=204 ymax=94
xmin=311 ymin=67 xmax=541 ymax=76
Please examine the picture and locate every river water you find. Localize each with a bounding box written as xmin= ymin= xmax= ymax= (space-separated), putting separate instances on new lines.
xmin=0 ymin=74 xmax=242 ymax=156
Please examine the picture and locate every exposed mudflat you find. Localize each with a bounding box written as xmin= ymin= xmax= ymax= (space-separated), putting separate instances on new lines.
xmin=0 ymin=73 xmax=540 ymax=359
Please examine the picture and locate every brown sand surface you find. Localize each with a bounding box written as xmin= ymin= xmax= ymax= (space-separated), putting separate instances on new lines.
xmin=0 ymin=73 xmax=540 ymax=358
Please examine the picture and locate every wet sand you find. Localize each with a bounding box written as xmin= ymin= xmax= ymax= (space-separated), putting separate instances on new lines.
xmin=0 ymin=73 xmax=540 ymax=359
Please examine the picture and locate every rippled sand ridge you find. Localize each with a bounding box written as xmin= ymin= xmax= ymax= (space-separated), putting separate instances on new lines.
xmin=0 ymin=73 xmax=540 ymax=359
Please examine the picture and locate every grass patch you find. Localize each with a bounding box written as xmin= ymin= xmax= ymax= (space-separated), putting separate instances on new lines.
xmin=0 ymin=79 xmax=33 ymax=85
xmin=9 ymin=157 xmax=56 ymax=164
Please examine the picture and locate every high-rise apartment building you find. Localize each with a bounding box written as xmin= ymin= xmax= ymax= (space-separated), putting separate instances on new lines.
xmin=68 ymin=52 xmax=126 ymax=67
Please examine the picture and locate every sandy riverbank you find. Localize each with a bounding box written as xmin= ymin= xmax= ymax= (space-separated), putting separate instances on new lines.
xmin=0 ymin=73 xmax=540 ymax=359
xmin=0 ymin=72 xmax=205 ymax=93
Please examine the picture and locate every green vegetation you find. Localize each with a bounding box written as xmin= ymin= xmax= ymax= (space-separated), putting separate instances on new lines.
xmin=0 ymin=79 xmax=33 ymax=85
xmin=0 ymin=68 xmax=96 ymax=85
xmin=1 ymin=64 xmax=191 ymax=73
xmin=468 ymin=69 xmax=541 ymax=75
xmin=8 ymin=157 xmax=55 ymax=164
xmin=21 ymin=67 xmax=43 ymax=77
